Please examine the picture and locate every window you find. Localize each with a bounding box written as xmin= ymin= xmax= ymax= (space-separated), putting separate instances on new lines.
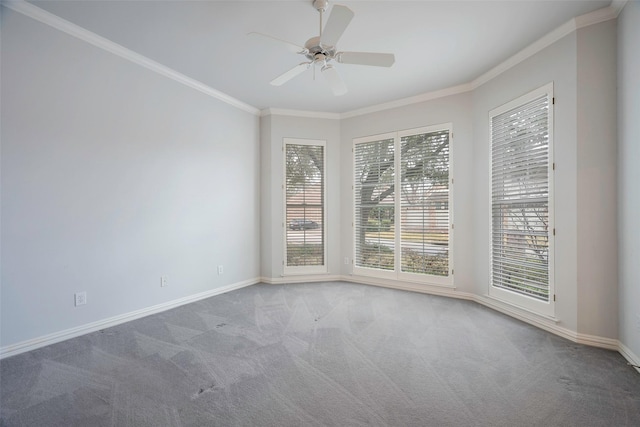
xmin=354 ymin=125 xmax=452 ymax=285
xmin=354 ymin=135 xmax=396 ymax=271
xmin=400 ymin=129 xmax=450 ymax=276
xmin=284 ymin=139 xmax=326 ymax=273
xmin=490 ymin=83 xmax=554 ymax=316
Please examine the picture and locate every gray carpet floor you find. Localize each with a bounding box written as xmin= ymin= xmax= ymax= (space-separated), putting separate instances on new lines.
xmin=1 ymin=281 xmax=639 ymax=426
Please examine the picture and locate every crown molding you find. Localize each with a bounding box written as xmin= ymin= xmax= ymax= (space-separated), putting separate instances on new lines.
xmin=470 ymin=19 xmax=577 ymax=90
xmin=261 ymin=108 xmax=340 ymax=120
xmin=471 ymin=5 xmax=617 ymax=90
xmin=2 ymin=0 xmax=261 ymax=116
xmin=575 ymin=5 xmax=620 ymax=28
xmin=340 ymin=83 xmax=472 ymax=119
xmin=609 ymin=0 xmax=629 ymax=17
xmin=261 ymin=84 xmax=472 ymax=120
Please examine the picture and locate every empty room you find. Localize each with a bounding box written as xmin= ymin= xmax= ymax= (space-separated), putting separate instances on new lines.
xmin=1 ymin=0 xmax=639 ymax=425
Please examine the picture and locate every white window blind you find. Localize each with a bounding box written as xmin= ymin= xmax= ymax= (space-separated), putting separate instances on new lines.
xmin=354 ymin=137 xmax=395 ymax=270
xmin=354 ymin=125 xmax=452 ymax=285
xmin=491 ymin=88 xmax=552 ymax=308
xmin=285 ymin=141 xmax=325 ymax=270
xmin=400 ymin=130 xmax=450 ymax=276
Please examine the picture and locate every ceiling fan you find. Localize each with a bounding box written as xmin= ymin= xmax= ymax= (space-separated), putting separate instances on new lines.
xmin=249 ymin=0 xmax=395 ymax=96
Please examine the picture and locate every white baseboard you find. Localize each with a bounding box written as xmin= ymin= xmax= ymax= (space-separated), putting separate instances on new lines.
xmin=0 ymin=277 xmax=260 ymax=360
xmin=341 ymin=274 xmax=475 ymax=301
xmin=618 ymin=341 xmax=640 ymax=374
xmin=470 ymin=295 xmax=620 ymax=350
xmin=574 ymin=332 xmax=620 ymax=350
xmin=260 ymin=274 xmax=342 ymax=285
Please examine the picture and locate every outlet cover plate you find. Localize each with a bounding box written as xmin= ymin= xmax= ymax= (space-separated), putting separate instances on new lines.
xmin=75 ymin=292 xmax=87 ymax=306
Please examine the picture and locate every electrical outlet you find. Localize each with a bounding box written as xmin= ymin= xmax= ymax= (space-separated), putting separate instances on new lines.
xmin=160 ymin=276 xmax=168 ymax=287
xmin=217 ymin=265 xmax=224 ymax=275
xmin=636 ymin=314 xmax=640 ymax=331
xmin=344 ymin=257 xmax=349 ymax=265
xmin=74 ymin=292 xmax=87 ymax=307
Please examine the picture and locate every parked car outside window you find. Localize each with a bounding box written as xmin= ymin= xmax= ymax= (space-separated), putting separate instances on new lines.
xmin=289 ymin=219 xmax=319 ymax=230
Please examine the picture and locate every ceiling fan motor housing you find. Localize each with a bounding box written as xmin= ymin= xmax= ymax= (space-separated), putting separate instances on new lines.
xmin=305 ymin=36 xmax=336 ymax=63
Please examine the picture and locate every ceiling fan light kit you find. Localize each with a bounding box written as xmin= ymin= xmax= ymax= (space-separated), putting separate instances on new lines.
xmin=250 ymin=0 xmax=395 ymax=96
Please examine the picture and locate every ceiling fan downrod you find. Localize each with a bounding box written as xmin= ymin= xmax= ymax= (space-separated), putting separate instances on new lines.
xmin=313 ymin=0 xmax=329 ymax=38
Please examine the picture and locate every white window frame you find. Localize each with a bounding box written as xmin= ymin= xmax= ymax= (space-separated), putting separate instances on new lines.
xmin=353 ymin=124 xmax=454 ymax=287
xmin=283 ymin=138 xmax=327 ymax=275
xmin=489 ymin=83 xmax=555 ymax=317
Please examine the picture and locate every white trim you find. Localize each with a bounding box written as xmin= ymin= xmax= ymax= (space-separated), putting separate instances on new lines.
xmin=469 ymin=6 xmax=618 ymax=92
xmin=436 ymin=6 xmax=616 ymax=97
xmin=479 ymin=294 xmax=558 ymax=322
xmin=0 ymin=277 xmax=259 ymax=360
xmin=262 ymin=108 xmax=340 ymax=120
xmin=574 ymin=332 xmax=619 ymax=350
xmin=477 ymin=293 xmax=619 ymax=350
xmin=471 ymin=21 xmax=574 ymax=90
xmin=619 ymin=341 xmax=640 ymax=374
xmin=260 ymin=274 xmax=342 ymax=285
xmin=341 ymin=84 xmax=471 ymax=119
xmin=609 ymin=1 xmax=629 ymax=17
xmin=283 ymin=138 xmax=328 ymax=275
xmin=342 ymin=275 xmax=464 ymax=299
xmin=2 ymin=0 xmax=260 ymax=116
xmin=488 ymin=81 xmax=553 ymax=117
xmin=575 ymin=6 xmax=619 ymax=28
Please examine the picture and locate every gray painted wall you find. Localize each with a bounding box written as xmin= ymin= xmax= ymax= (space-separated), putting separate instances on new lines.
xmin=576 ymin=19 xmax=618 ymax=340
xmin=259 ymin=115 xmax=274 ymax=278
xmin=1 ymin=9 xmax=261 ymax=347
xmin=618 ymin=0 xmax=640 ymax=360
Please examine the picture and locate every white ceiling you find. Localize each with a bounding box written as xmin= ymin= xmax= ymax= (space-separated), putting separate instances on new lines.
xmin=30 ymin=0 xmax=612 ymax=114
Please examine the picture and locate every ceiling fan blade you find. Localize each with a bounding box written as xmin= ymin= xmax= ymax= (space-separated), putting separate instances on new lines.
xmin=337 ymin=52 xmax=395 ymax=67
xmin=321 ymin=64 xmax=347 ymax=96
xmin=270 ymin=63 xmax=311 ymax=86
xmin=248 ymin=32 xmax=308 ymax=54
xmin=320 ymin=5 xmax=354 ymax=48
